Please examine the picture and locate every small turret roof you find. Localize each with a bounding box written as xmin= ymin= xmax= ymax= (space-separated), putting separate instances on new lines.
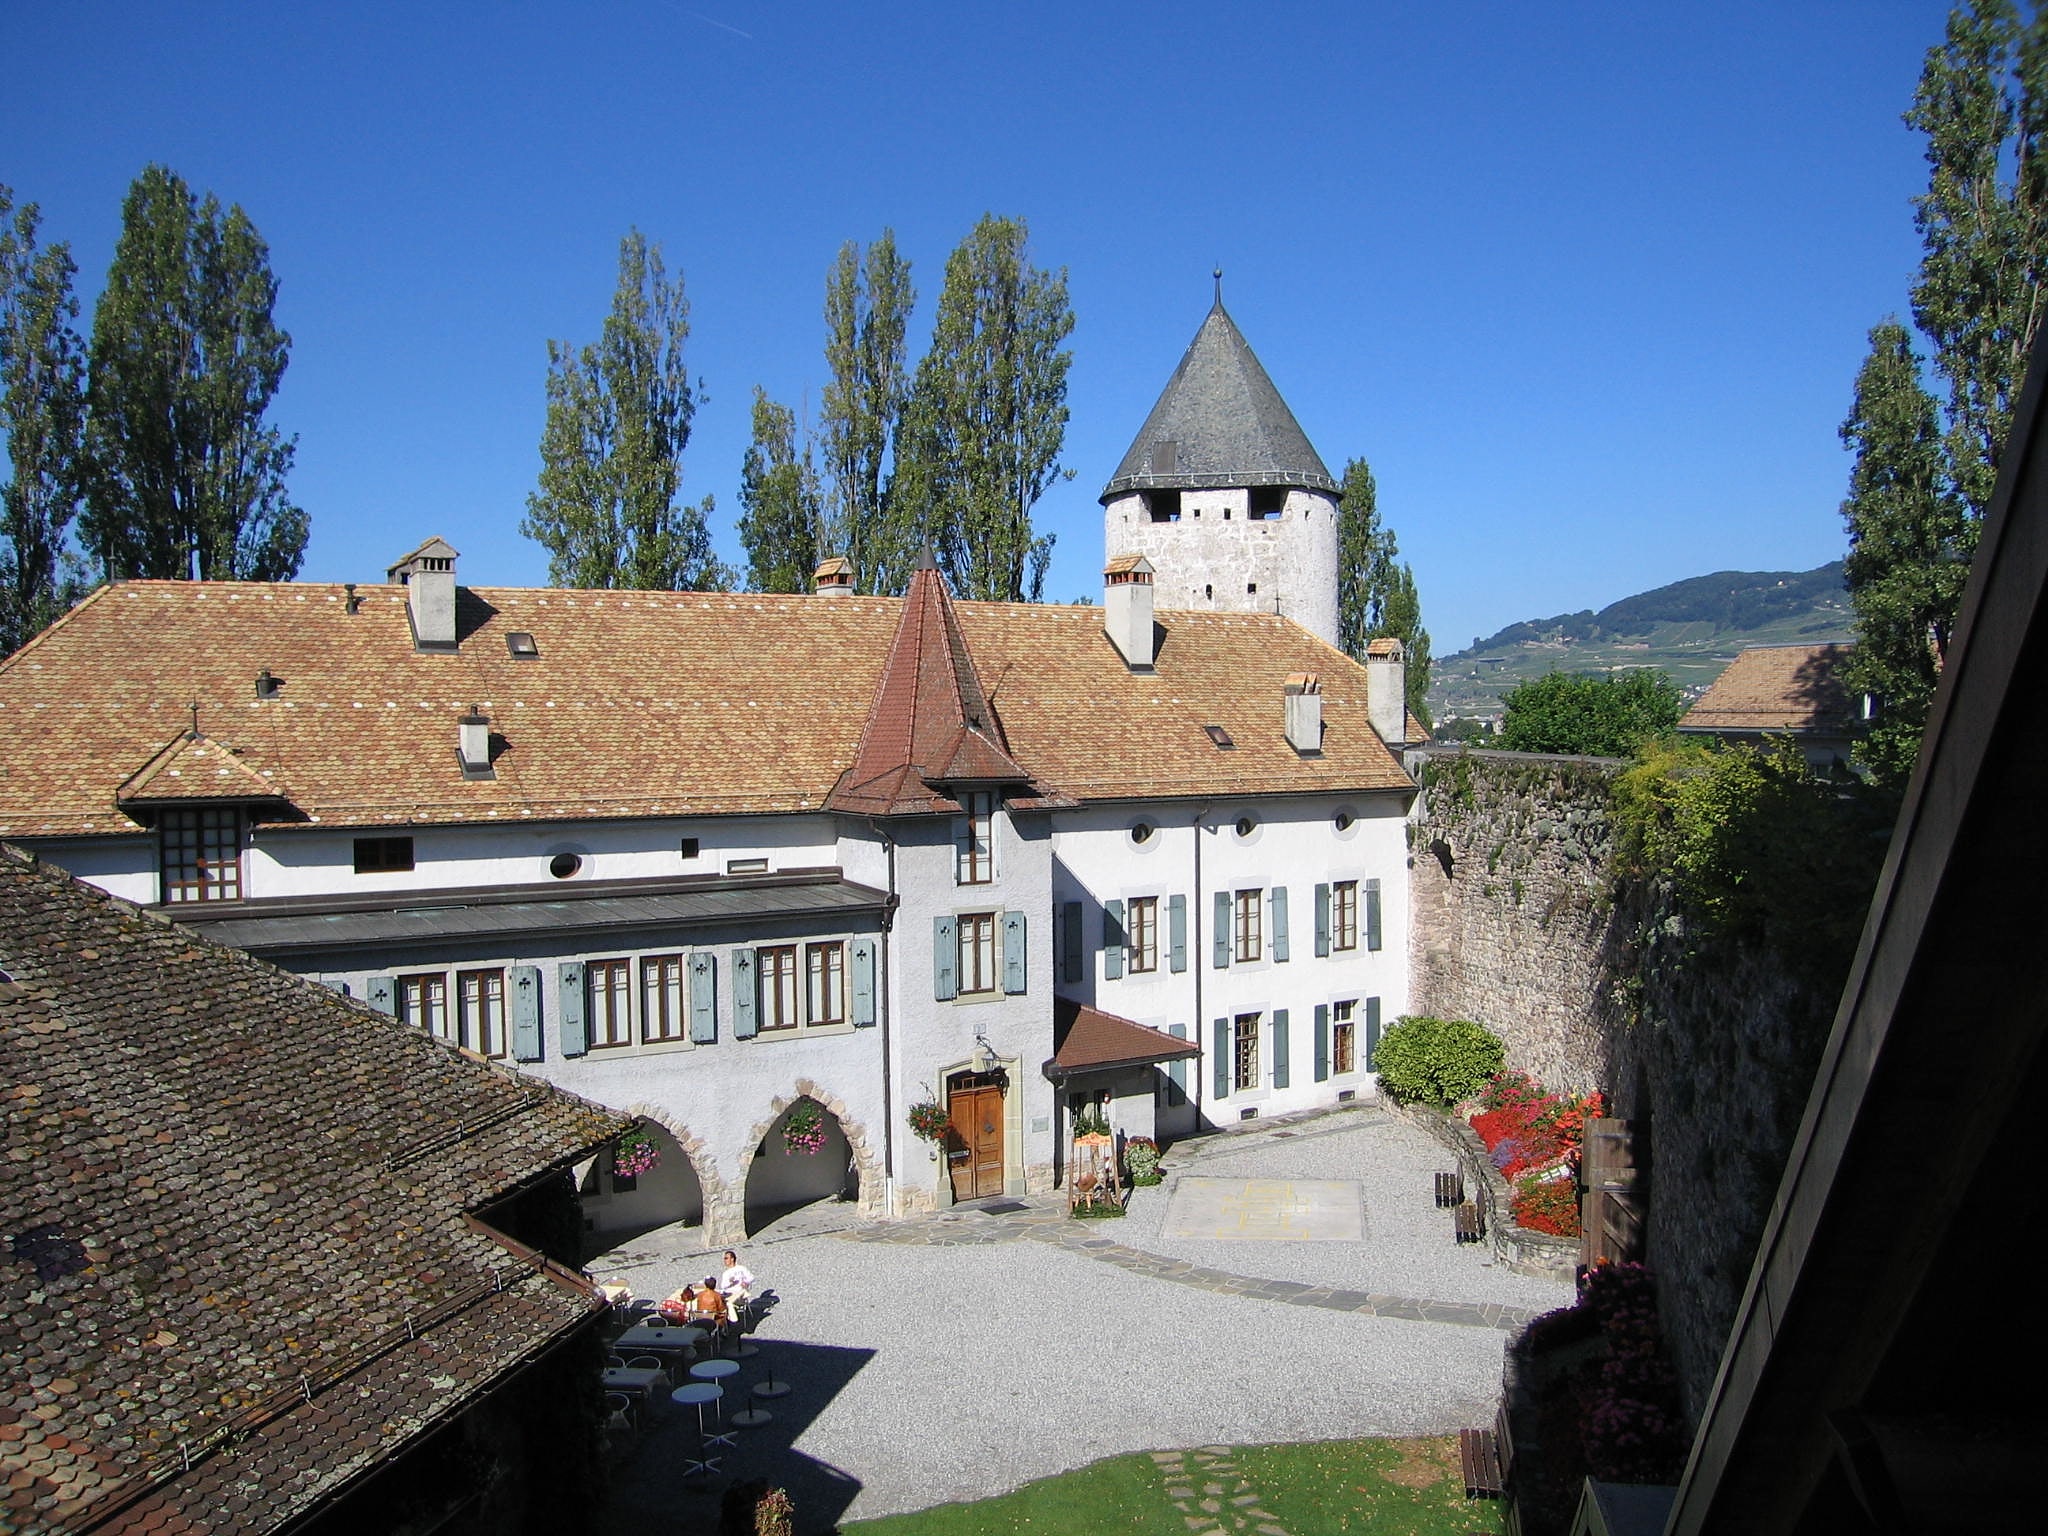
xmin=1101 ymin=293 xmax=1337 ymax=500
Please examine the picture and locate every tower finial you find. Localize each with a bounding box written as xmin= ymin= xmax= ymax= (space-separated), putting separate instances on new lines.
xmin=1213 ymin=267 xmax=1223 ymax=306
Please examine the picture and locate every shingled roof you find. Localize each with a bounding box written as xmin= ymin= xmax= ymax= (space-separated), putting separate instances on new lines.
xmin=1046 ymin=997 xmax=1201 ymax=1078
xmin=0 ymin=844 xmax=629 ymax=1533
xmin=1679 ymin=643 xmax=1859 ymax=737
xmin=1100 ymin=295 xmax=1338 ymax=499
xmin=0 ymin=572 xmax=1413 ymax=838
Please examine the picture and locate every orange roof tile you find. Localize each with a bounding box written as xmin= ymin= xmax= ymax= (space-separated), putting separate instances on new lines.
xmin=1680 ymin=643 xmax=1858 ymax=736
xmin=1048 ymin=997 xmax=1201 ymax=1076
xmin=117 ymin=730 xmax=292 ymax=807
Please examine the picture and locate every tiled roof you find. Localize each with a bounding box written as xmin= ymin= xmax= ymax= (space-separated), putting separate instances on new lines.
xmin=0 ymin=844 xmax=630 ymax=1534
xmin=1679 ymin=644 xmax=1858 ymax=736
xmin=0 ymin=575 xmax=1413 ymax=838
xmin=1047 ymin=997 xmax=1201 ymax=1076
xmin=116 ymin=731 xmax=292 ymax=807
xmin=1101 ymin=298 xmax=1338 ymax=498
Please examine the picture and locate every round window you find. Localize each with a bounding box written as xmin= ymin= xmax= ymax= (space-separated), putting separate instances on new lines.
xmin=1234 ymin=816 xmax=1256 ymax=838
xmin=1334 ymin=811 xmax=1354 ymax=832
xmin=549 ymin=852 xmax=584 ymax=880
xmin=1131 ymin=822 xmax=1154 ymax=845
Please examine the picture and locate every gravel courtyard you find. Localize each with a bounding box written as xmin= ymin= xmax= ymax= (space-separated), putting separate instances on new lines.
xmin=591 ymin=1103 xmax=1570 ymax=1533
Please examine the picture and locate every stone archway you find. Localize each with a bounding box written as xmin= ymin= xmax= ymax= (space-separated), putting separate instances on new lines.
xmin=578 ymin=1105 xmax=723 ymax=1256
xmin=732 ymin=1079 xmax=884 ymax=1238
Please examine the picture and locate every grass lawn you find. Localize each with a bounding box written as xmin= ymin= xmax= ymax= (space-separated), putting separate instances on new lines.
xmin=838 ymin=1436 xmax=1503 ymax=1535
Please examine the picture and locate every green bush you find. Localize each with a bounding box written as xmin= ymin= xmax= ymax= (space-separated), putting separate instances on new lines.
xmin=1373 ymin=1016 xmax=1505 ymax=1107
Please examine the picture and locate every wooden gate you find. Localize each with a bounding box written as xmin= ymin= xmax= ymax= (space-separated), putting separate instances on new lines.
xmin=1580 ymin=1117 xmax=1644 ymax=1268
xmin=947 ymin=1076 xmax=1006 ymax=1201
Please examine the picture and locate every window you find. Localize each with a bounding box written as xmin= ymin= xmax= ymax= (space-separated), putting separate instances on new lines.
xmin=1145 ymin=489 xmax=1182 ymax=522
xmin=399 ymin=972 xmax=449 ymax=1042
xmin=1332 ymin=998 xmax=1356 ymax=1075
xmin=1233 ymin=1012 xmax=1261 ymax=1092
xmin=1249 ymin=485 xmax=1284 ymax=519
xmin=760 ymin=946 xmax=799 ymax=1030
xmin=353 ymin=836 xmax=414 ymax=874
xmin=1234 ymin=889 xmax=1262 ymax=963
xmin=457 ymin=968 xmax=506 ymax=1058
xmin=957 ymin=792 xmax=994 ymax=884
xmin=807 ymin=942 xmax=846 ymax=1025
xmin=1333 ymin=880 xmax=1359 ymax=951
xmin=641 ymin=954 xmax=687 ymax=1043
xmin=680 ymin=837 xmax=701 ymax=860
xmin=1128 ymin=896 xmax=1159 ymax=973
xmin=588 ymin=958 xmax=631 ymax=1048
xmin=726 ymin=857 xmax=768 ymax=874
xmin=160 ymin=808 xmax=242 ymax=902
xmin=959 ymin=912 xmax=998 ymax=995
xmin=550 ymin=852 xmax=583 ymax=879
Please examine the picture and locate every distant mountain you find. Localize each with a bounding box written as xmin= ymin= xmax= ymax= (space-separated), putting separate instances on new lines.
xmin=1432 ymin=562 xmax=1853 ymax=720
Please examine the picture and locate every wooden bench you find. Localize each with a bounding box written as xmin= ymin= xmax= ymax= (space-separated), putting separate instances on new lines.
xmin=1459 ymin=1427 xmax=1504 ymax=1497
xmin=1453 ymin=1200 xmax=1483 ymax=1243
xmin=1434 ymin=1170 xmax=1464 ymax=1208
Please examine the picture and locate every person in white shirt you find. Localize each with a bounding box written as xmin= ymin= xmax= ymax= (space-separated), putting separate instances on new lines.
xmin=718 ymin=1249 xmax=755 ymax=1328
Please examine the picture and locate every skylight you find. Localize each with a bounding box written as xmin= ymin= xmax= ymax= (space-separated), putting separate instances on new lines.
xmin=1204 ymin=724 xmax=1234 ymax=749
xmin=506 ymin=631 xmax=539 ymax=658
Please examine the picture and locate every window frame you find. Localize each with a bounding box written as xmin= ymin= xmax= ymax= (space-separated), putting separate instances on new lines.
xmin=1332 ymin=880 xmax=1359 ymax=952
xmin=352 ymin=835 xmax=415 ymax=874
xmin=159 ymin=807 xmax=244 ymax=903
xmin=456 ymin=967 xmax=507 ymax=1058
xmin=587 ymin=957 xmax=632 ymax=1049
xmin=1127 ymin=895 xmax=1159 ymax=974
xmin=806 ymin=941 xmax=847 ymax=1026
xmin=1233 ymin=1011 xmax=1261 ymax=1092
xmin=956 ymin=791 xmax=995 ymax=885
xmin=399 ymin=971 xmax=450 ymax=1042
xmin=640 ymin=953 xmax=688 ymax=1044
xmin=759 ymin=944 xmax=800 ymax=1031
xmin=959 ymin=911 xmax=999 ymax=995
xmin=1233 ymin=888 xmax=1262 ymax=964
xmin=1332 ymin=998 xmax=1356 ymax=1076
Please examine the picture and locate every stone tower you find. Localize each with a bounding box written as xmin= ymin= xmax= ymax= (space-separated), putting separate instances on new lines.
xmin=1101 ymin=284 xmax=1340 ymax=646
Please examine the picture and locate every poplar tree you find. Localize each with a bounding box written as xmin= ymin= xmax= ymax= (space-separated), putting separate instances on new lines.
xmin=83 ymin=165 xmax=306 ymax=582
xmin=523 ymin=231 xmax=730 ymax=591
xmin=891 ymin=215 xmax=1073 ymax=601
xmin=1335 ymin=455 xmax=1433 ymax=726
xmin=737 ymin=387 xmax=822 ymax=594
xmin=1 ymin=186 xmax=87 ymax=654
xmin=819 ymin=232 xmax=914 ymax=593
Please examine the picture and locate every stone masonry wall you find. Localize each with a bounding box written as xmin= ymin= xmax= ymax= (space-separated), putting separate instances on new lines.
xmin=1407 ymin=748 xmax=1839 ymax=1427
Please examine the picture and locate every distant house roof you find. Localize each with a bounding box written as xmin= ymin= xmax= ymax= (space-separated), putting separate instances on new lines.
xmin=1100 ymin=297 xmax=1338 ymax=499
xmin=1045 ymin=997 xmax=1201 ymax=1078
xmin=0 ymin=571 xmax=1413 ymax=839
xmin=1679 ymin=643 xmax=1859 ymax=738
xmin=0 ymin=844 xmax=629 ymax=1534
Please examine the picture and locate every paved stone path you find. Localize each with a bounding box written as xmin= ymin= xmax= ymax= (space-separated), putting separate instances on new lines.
xmin=1153 ymin=1447 xmax=1290 ymax=1536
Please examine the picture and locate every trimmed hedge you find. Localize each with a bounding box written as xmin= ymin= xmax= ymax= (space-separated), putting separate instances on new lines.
xmin=1373 ymin=1016 xmax=1504 ymax=1107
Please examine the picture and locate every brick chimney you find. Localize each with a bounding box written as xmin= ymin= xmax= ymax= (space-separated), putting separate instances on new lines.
xmin=1104 ymin=553 xmax=1155 ymax=670
xmin=1365 ymin=637 xmax=1407 ymax=746
xmin=1284 ymin=674 xmax=1323 ymax=753
xmin=813 ymin=556 xmax=855 ymax=597
xmin=387 ymin=537 xmax=460 ymax=651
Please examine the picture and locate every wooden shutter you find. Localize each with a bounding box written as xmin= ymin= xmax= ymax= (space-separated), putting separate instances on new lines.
xmin=689 ymin=953 xmax=717 ymax=1043
xmin=1272 ymin=1009 xmax=1290 ymax=1089
xmin=1314 ymin=1002 xmax=1329 ymax=1082
xmin=1167 ymin=1022 xmax=1188 ymax=1104
xmin=1168 ymin=894 xmax=1187 ymax=972
xmin=1366 ymin=996 xmax=1382 ymax=1067
xmin=1213 ymin=891 xmax=1232 ymax=968
xmin=1213 ymin=1017 xmax=1230 ymax=1099
xmin=732 ymin=949 xmax=758 ymax=1039
xmin=557 ymin=961 xmax=587 ymax=1057
xmin=1271 ymin=886 xmax=1290 ymax=962
xmin=1103 ymin=899 xmax=1126 ymax=980
xmin=1366 ymin=878 xmax=1383 ymax=951
xmin=933 ymin=914 xmax=957 ymax=1001
xmin=511 ymin=964 xmax=543 ymax=1062
xmin=1315 ymin=883 xmax=1331 ymax=957
xmin=851 ymin=937 xmax=877 ymax=1026
xmin=1003 ymin=911 xmax=1028 ymax=994
xmin=366 ymin=974 xmax=396 ymax=1016
xmin=1061 ymin=900 xmax=1084 ymax=983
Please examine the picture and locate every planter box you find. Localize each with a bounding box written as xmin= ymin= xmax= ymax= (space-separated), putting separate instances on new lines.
xmin=1391 ymin=1101 xmax=1580 ymax=1281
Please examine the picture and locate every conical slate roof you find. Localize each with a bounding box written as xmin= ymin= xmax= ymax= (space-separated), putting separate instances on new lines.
xmin=1101 ymin=294 xmax=1337 ymax=500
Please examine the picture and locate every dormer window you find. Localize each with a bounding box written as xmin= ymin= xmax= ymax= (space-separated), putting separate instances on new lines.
xmin=957 ymin=791 xmax=994 ymax=885
xmin=160 ymin=808 xmax=242 ymax=902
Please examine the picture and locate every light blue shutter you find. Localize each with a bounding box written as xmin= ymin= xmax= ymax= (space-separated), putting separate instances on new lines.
xmin=1272 ymin=1009 xmax=1290 ymax=1089
xmin=1003 ymin=911 xmax=1027 ymax=994
xmin=1366 ymin=996 xmax=1383 ymax=1067
xmin=933 ymin=915 xmax=957 ymax=1001
xmin=1168 ymin=894 xmax=1187 ymax=973
xmin=1271 ymin=887 xmax=1290 ymax=962
xmin=1213 ymin=1017 xmax=1230 ymax=1099
xmin=732 ymin=949 xmax=757 ymax=1039
xmin=1366 ymin=879 xmax=1383 ymax=951
xmin=557 ymin=962 xmax=587 ymax=1057
xmin=689 ymin=953 xmax=717 ymax=1043
xmin=1213 ymin=892 xmax=1232 ymax=968
xmin=366 ymin=975 xmax=396 ymax=1016
xmin=511 ymin=965 xmax=543 ymax=1062
xmin=1103 ymin=900 xmax=1126 ymax=980
xmin=1167 ymin=1022 xmax=1188 ymax=1105
xmin=1314 ymin=1003 xmax=1329 ymax=1082
xmin=1315 ymin=883 xmax=1331 ymax=957
xmin=851 ymin=938 xmax=877 ymax=1026
xmin=1062 ymin=901 xmax=1083 ymax=983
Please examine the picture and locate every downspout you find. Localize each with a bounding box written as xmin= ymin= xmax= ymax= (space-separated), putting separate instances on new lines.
xmin=870 ymin=818 xmax=899 ymax=1213
xmin=1191 ymin=804 xmax=1209 ymax=1126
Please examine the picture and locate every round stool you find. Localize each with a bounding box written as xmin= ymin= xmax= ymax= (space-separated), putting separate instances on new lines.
xmin=670 ymin=1383 xmax=724 ymax=1475
xmin=752 ymin=1377 xmax=791 ymax=1400
xmin=689 ymin=1358 xmax=740 ymax=1447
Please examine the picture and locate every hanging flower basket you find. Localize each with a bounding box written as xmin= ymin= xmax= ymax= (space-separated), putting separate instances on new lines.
xmin=907 ymin=1100 xmax=951 ymax=1145
xmin=783 ymin=1100 xmax=827 ymax=1156
xmin=612 ymin=1126 xmax=660 ymax=1179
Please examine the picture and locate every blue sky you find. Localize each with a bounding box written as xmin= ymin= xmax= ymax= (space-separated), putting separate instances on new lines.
xmin=3 ymin=1 xmax=1951 ymax=653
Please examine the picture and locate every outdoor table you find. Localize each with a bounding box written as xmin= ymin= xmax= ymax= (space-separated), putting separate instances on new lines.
xmin=687 ymin=1359 xmax=739 ymax=1447
xmin=671 ymin=1383 xmax=724 ymax=1476
xmin=615 ymin=1323 xmax=703 ymax=1354
xmin=601 ymin=1365 xmax=666 ymax=1396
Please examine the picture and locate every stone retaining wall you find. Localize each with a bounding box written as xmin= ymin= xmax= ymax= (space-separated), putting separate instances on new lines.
xmin=1389 ymin=1099 xmax=1578 ymax=1281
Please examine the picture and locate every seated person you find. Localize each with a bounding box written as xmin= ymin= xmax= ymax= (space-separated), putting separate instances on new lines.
xmin=656 ymin=1287 xmax=695 ymax=1324
xmin=687 ymin=1277 xmax=728 ymax=1325
xmin=718 ymin=1250 xmax=754 ymax=1316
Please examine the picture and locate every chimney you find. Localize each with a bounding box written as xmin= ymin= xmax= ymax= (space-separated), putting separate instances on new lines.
xmin=387 ymin=537 xmax=460 ymax=650
xmin=813 ymin=556 xmax=855 ymax=597
xmin=1365 ymin=638 xmax=1407 ymax=746
xmin=457 ymin=708 xmax=494 ymax=779
xmin=1284 ymin=674 xmax=1323 ymax=754
xmin=1104 ymin=553 xmax=1156 ymax=670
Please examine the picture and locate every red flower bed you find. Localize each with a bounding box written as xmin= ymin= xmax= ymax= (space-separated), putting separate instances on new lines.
xmin=1512 ymin=1174 xmax=1581 ymax=1236
xmin=1468 ymin=1073 xmax=1604 ymax=1181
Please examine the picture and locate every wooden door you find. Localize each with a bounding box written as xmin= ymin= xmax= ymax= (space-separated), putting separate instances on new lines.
xmin=948 ymin=1085 xmax=1005 ymax=1200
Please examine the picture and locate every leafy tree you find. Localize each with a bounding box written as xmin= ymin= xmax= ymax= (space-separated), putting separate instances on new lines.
xmin=82 ymin=165 xmax=306 ymax=582
xmin=1497 ymin=670 xmax=1686 ymax=757
xmin=522 ymin=230 xmax=730 ymax=591
xmin=820 ymin=232 xmax=915 ymax=593
xmin=891 ymin=214 xmax=1073 ymax=601
xmin=1 ymin=186 xmax=87 ymax=653
xmin=737 ymin=387 xmax=822 ymax=593
xmin=1838 ymin=320 xmax=1970 ymax=784
xmin=1335 ymin=456 xmax=1434 ymax=725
